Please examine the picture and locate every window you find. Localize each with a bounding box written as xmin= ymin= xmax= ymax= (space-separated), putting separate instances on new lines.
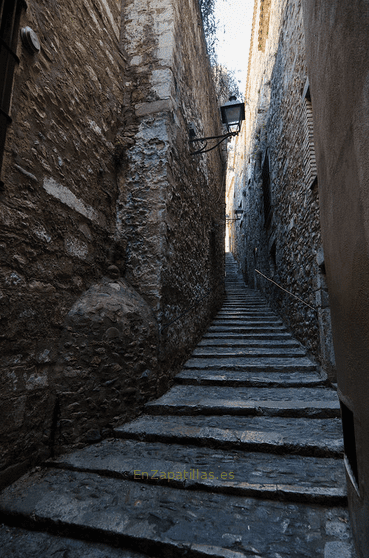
xmin=341 ymin=401 xmax=359 ymax=492
xmin=0 ymin=0 xmax=26 ymax=187
xmin=261 ymin=152 xmax=272 ymax=227
xmin=302 ymin=79 xmax=318 ymax=189
xmin=269 ymin=240 xmax=276 ymax=274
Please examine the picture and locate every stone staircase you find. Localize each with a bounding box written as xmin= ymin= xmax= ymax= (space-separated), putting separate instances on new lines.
xmin=0 ymin=253 xmax=356 ymax=557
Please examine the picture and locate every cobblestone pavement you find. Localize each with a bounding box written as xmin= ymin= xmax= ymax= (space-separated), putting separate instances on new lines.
xmin=0 ymin=253 xmax=358 ymax=557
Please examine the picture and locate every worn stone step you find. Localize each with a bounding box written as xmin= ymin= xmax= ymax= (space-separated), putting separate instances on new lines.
xmin=145 ymin=385 xmax=340 ymax=418
xmin=222 ymin=304 xmax=270 ymax=308
xmin=223 ymin=297 xmax=268 ymax=300
xmin=222 ymin=301 xmax=269 ymax=305
xmin=219 ymin=310 xmax=272 ymax=315
xmin=184 ymin=355 xmax=317 ymax=371
xmin=222 ymin=304 xmax=269 ymax=307
xmin=211 ymin=323 xmax=285 ymax=330
xmin=175 ymin=369 xmax=325 ymax=388
xmin=216 ymin=312 xmax=281 ymax=316
xmin=191 ymin=347 xmax=306 ymax=357
xmin=198 ymin=338 xmax=300 ymax=348
xmin=218 ymin=309 xmax=275 ymax=313
xmin=226 ymin=298 xmax=260 ymax=301
xmin=115 ymin=414 xmax=344 ymax=457
xmin=209 ymin=321 xmax=285 ymax=327
xmin=223 ymin=300 xmax=268 ymax=304
xmin=212 ymin=320 xmax=284 ymax=328
xmin=207 ymin=326 xmax=287 ymax=335
xmin=47 ymin=438 xmax=347 ymax=505
xmin=216 ymin=312 xmax=278 ymax=318
xmin=223 ymin=297 xmax=269 ymax=300
xmin=224 ymin=295 xmax=265 ymax=299
xmin=221 ymin=308 xmax=271 ymax=312
xmin=224 ymin=291 xmax=263 ymax=294
xmin=202 ymin=332 xmax=295 ymax=340
xmin=0 ymin=468 xmax=352 ymax=558
xmin=0 ymin=525 xmax=154 ymax=558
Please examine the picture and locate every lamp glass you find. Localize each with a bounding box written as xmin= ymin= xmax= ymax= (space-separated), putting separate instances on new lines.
xmin=220 ymin=96 xmax=245 ymax=132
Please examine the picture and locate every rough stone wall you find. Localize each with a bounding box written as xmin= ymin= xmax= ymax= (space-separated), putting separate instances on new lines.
xmin=0 ymin=0 xmax=224 ymax=486
xmin=229 ymin=0 xmax=336 ymax=379
xmin=117 ymin=0 xmax=225 ymax=372
xmin=0 ymin=0 xmax=127 ymax=487
xmin=302 ymin=0 xmax=369 ymax=553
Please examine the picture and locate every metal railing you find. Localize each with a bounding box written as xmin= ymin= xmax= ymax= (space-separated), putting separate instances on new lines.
xmin=255 ymin=269 xmax=318 ymax=313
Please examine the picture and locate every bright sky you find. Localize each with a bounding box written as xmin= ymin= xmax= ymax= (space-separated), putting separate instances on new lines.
xmin=213 ymin=0 xmax=255 ymax=95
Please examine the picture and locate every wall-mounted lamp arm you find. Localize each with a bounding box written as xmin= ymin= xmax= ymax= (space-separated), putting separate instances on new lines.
xmin=189 ymin=95 xmax=245 ymax=156
xmin=189 ymin=130 xmax=239 ymax=155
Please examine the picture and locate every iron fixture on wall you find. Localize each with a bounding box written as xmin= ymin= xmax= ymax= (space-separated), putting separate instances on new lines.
xmin=226 ymin=209 xmax=244 ymax=222
xmin=189 ymin=96 xmax=245 ymax=155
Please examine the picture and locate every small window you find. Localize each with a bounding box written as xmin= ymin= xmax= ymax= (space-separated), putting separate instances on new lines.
xmin=270 ymin=240 xmax=276 ymax=270
xmin=261 ymin=152 xmax=272 ymax=228
xmin=302 ymin=79 xmax=318 ymax=189
xmin=341 ymin=401 xmax=359 ymax=491
xmin=0 ymin=0 xmax=26 ymax=187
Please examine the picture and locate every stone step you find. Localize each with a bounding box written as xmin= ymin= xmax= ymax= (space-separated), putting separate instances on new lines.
xmin=220 ymin=303 xmax=268 ymax=316
xmin=47 ymin=438 xmax=347 ymax=505
xmin=222 ymin=301 xmax=269 ymax=304
xmin=221 ymin=296 xmax=267 ymax=304
xmin=145 ymin=385 xmax=340 ymax=418
xmin=198 ymin=338 xmax=300 ymax=348
xmin=216 ymin=312 xmax=278 ymax=317
xmin=224 ymin=293 xmax=264 ymax=297
xmin=191 ymin=347 xmax=307 ymax=357
xmin=175 ymin=369 xmax=325 ymax=388
xmin=222 ymin=303 xmax=269 ymax=307
xmin=223 ymin=295 xmax=266 ymax=298
xmin=219 ymin=308 xmax=275 ymax=312
xmin=222 ymin=302 xmax=270 ymax=311
xmin=225 ymin=296 xmax=266 ymax=304
xmin=184 ymin=355 xmax=317 ymax=371
xmin=0 ymin=468 xmax=352 ymax=558
xmin=0 ymin=525 xmax=152 ymax=558
xmin=212 ymin=323 xmax=285 ymax=330
xmin=207 ymin=325 xmax=287 ymax=334
xmin=202 ymin=332 xmax=295 ymax=340
xmin=221 ymin=310 xmax=273 ymax=315
xmin=210 ymin=322 xmax=285 ymax=329
xmin=211 ymin=320 xmax=284 ymax=327
xmin=115 ymin=414 xmax=344 ymax=458
xmin=220 ymin=308 xmax=272 ymax=312
xmin=225 ymin=295 xmax=263 ymax=298
xmin=220 ymin=304 xmax=273 ymax=308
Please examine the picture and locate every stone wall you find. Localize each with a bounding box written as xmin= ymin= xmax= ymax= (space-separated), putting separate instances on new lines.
xmin=228 ymin=0 xmax=336 ymax=379
xmin=0 ymin=0 xmax=224 ymax=487
xmin=118 ymin=0 xmax=225 ymax=372
xmin=302 ymin=0 xmax=369 ymax=553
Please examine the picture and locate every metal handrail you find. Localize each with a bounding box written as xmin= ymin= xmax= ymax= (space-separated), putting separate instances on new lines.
xmin=255 ymin=269 xmax=318 ymax=313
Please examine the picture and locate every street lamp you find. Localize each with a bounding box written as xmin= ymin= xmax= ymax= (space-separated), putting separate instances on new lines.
xmin=226 ymin=209 xmax=244 ymax=222
xmin=220 ymin=97 xmax=245 ymax=133
xmin=189 ymin=96 xmax=245 ymax=155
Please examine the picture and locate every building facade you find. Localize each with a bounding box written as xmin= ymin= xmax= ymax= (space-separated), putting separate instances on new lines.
xmin=227 ymin=0 xmax=336 ymax=381
xmin=229 ymin=0 xmax=369 ymax=554
xmin=303 ymin=1 xmax=369 ymax=555
xmin=0 ymin=0 xmax=225 ymax=487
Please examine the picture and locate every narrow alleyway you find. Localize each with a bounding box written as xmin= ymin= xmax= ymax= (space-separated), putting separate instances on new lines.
xmin=0 ymin=253 xmax=356 ymax=557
